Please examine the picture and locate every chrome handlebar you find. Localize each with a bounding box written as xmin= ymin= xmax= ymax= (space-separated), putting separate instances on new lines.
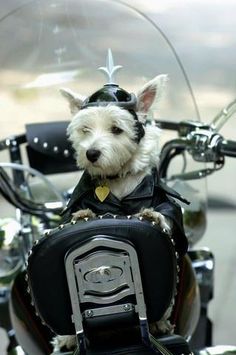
xmin=159 ymin=122 xmax=236 ymax=181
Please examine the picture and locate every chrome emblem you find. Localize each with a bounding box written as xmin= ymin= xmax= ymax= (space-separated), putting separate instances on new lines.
xmin=84 ymin=266 xmax=123 ymax=283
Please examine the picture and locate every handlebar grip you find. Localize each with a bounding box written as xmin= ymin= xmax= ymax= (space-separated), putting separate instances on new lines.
xmin=217 ymin=139 xmax=236 ymax=158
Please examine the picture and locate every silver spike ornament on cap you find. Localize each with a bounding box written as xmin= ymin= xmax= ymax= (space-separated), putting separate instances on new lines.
xmin=98 ymin=48 xmax=123 ymax=84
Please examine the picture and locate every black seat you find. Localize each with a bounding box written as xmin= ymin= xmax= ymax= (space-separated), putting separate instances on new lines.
xmin=27 ymin=215 xmax=190 ymax=354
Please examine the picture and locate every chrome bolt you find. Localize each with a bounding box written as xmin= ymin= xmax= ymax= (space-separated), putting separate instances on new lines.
xmin=86 ymin=310 xmax=93 ymax=318
xmin=123 ymin=304 xmax=131 ymax=311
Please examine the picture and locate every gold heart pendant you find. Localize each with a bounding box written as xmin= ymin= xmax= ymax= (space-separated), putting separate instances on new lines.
xmin=95 ymin=185 xmax=110 ymax=202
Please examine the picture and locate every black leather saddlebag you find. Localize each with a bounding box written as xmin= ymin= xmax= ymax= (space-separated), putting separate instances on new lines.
xmin=26 ymin=121 xmax=78 ymax=174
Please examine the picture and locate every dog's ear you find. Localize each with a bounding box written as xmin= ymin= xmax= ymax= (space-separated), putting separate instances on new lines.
xmin=136 ymin=74 xmax=168 ymax=114
xmin=60 ymin=88 xmax=86 ymax=115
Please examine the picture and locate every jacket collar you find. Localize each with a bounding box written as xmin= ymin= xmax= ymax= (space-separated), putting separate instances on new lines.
xmin=67 ymin=170 xmax=153 ymax=206
xmin=67 ymin=168 xmax=189 ymax=209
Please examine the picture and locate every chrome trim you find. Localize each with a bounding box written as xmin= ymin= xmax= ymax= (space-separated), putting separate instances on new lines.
xmin=65 ymin=236 xmax=149 ymax=352
xmin=83 ymin=303 xmax=134 ymax=318
xmin=75 ymin=251 xmax=134 ymax=304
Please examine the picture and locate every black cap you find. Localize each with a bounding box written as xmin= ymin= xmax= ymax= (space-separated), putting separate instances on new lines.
xmin=81 ymin=84 xmax=137 ymax=111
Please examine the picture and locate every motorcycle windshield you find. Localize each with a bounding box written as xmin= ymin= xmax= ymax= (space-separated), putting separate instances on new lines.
xmin=0 ymin=0 xmax=207 ymax=244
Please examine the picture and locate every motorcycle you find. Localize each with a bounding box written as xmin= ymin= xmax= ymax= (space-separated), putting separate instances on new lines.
xmin=0 ymin=1 xmax=236 ymax=354
xmin=2 ymin=100 xmax=236 ymax=355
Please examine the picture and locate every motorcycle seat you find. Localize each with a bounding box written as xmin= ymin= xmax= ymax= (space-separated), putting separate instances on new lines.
xmin=26 ymin=215 xmax=187 ymax=354
xmin=27 ymin=216 xmax=178 ymax=336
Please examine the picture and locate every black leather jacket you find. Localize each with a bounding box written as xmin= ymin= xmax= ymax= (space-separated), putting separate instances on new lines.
xmin=61 ymin=168 xmax=189 ymax=254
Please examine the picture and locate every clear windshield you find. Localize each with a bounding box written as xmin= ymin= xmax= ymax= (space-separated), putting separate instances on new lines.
xmin=0 ymin=0 xmax=200 ymax=136
xmin=0 ymin=0 xmax=207 ymax=243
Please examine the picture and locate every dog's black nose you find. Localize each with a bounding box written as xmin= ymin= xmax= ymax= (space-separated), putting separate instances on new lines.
xmin=86 ymin=149 xmax=101 ymax=163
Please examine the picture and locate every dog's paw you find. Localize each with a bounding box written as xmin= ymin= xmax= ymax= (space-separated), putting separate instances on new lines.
xmin=51 ymin=335 xmax=76 ymax=352
xmin=150 ymin=302 xmax=175 ymax=336
xmin=72 ymin=208 xmax=96 ymax=222
xmin=156 ymin=319 xmax=175 ymax=334
xmin=149 ymin=318 xmax=175 ymax=336
xmin=136 ymin=208 xmax=172 ymax=234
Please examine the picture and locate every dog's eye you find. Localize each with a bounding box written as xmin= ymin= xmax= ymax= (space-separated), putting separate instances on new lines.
xmin=111 ymin=126 xmax=123 ymax=135
xmin=82 ymin=126 xmax=90 ymax=133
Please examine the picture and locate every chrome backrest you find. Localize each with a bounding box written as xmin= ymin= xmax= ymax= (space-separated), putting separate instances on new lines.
xmin=65 ymin=236 xmax=148 ymax=352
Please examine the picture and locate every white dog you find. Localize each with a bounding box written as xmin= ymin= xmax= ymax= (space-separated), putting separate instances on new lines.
xmin=55 ymin=72 xmax=188 ymax=351
xmin=61 ymin=74 xmax=173 ymax=231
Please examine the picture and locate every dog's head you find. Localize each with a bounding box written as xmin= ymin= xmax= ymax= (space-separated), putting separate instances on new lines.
xmin=62 ymin=75 xmax=167 ymax=178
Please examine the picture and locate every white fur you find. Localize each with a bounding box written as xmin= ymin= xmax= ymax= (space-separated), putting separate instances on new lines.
xmin=67 ymin=105 xmax=139 ymax=179
xmin=67 ymin=106 xmax=162 ymax=196
xmin=51 ymin=335 xmax=77 ymax=352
